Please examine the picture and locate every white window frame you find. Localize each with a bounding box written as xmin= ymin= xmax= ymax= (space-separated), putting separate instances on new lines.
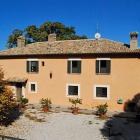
xmin=68 ymin=58 xmax=81 ymax=74
xmin=22 ymin=86 xmax=26 ymax=97
xmin=94 ymin=85 xmax=110 ymax=100
xmin=29 ymin=82 xmax=37 ymax=93
xmin=66 ymin=84 xmax=80 ymax=97
xmin=96 ymin=58 xmax=111 ymax=74
xmin=96 ymin=58 xmax=111 ymax=60
xmin=27 ymin=58 xmax=39 ymax=61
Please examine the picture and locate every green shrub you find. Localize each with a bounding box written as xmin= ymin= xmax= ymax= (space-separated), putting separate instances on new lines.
xmin=18 ymin=97 xmax=29 ymax=109
xmin=124 ymin=100 xmax=136 ymax=112
xmin=96 ymin=103 xmax=108 ymax=116
xmin=20 ymin=97 xmax=29 ymax=105
xmin=69 ymin=98 xmax=82 ymax=108
xmin=124 ymin=93 xmax=140 ymax=113
xmin=40 ymin=98 xmax=52 ymax=109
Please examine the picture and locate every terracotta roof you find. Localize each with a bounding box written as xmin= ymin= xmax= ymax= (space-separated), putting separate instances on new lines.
xmin=5 ymin=77 xmax=28 ymax=83
xmin=0 ymin=38 xmax=137 ymax=56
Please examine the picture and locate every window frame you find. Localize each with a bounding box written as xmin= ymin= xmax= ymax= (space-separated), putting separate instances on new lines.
xmin=27 ymin=59 xmax=39 ymax=73
xmin=94 ymin=85 xmax=110 ymax=100
xmin=29 ymin=82 xmax=37 ymax=93
xmin=66 ymin=83 xmax=80 ymax=97
xmin=96 ymin=58 xmax=111 ymax=74
xmin=67 ymin=58 xmax=81 ymax=74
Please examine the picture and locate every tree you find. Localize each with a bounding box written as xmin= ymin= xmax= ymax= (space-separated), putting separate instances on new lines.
xmin=0 ymin=68 xmax=20 ymax=126
xmin=7 ymin=29 xmax=23 ymax=48
xmin=7 ymin=21 xmax=87 ymax=48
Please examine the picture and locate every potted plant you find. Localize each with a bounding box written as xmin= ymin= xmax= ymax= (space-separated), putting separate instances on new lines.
xmin=69 ymin=98 xmax=82 ymax=115
xmin=18 ymin=96 xmax=28 ymax=111
xmin=40 ymin=98 xmax=52 ymax=112
xmin=96 ymin=103 xmax=108 ymax=119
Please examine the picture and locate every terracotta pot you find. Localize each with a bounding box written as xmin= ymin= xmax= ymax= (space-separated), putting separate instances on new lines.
xmin=19 ymin=104 xmax=26 ymax=109
xmin=99 ymin=114 xmax=108 ymax=120
xmin=72 ymin=107 xmax=79 ymax=115
xmin=42 ymin=107 xmax=49 ymax=112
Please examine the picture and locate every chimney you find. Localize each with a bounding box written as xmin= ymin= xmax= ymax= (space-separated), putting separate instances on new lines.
xmin=130 ymin=32 xmax=139 ymax=49
xmin=48 ymin=33 xmax=56 ymax=42
xmin=17 ymin=36 xmax=25 ymax=47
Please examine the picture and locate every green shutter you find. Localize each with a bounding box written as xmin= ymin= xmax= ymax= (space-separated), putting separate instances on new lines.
xmin=106 ymin=60 xmax=111 ymax=73
xmin=77 ymin=61 xmax=81 ymax=73
xmin=36 ymin=61 xmax=39 ymax=72
xmin=27 ymin=61 xmax=29 ymax=72
xmin=96 ymin=60 xmax=99 ymax=73
xmin=67 ymin=61 xmax=71 ymax=73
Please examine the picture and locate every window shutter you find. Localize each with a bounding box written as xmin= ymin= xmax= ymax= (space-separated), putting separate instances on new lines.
xmin=77 ymin=61 xmax=81 ymax=73
xmin=67 ymin=61 xmax=71 ymax=73
xmin=27 ymin=61 xmax=30 ymax=72
xmin=96 ymin=87 xmax=102 ymax=97
xmin=96 ymin=60 xmax=99 ymax=73
xmin=36 ymin=61 xmax=39 ymax=72
xmin=106 ymin=60 xmax=111 ymax=73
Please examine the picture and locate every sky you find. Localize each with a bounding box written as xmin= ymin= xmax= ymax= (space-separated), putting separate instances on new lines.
xmin=0 ymin=0 xmax=140 ymax=50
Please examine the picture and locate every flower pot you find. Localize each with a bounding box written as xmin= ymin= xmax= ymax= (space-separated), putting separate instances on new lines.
xmin=99 ymin=114 xmax=108 ymax=120
xmin=42 ymin=107 xmax=49 ymax=112
xmin=72 ymin=107 xmax=79 ymax=115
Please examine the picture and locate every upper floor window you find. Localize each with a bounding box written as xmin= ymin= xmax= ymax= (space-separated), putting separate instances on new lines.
xmin=27 ymin=59 xmax=39 ymax=73
xmin=67 ymin=59 xmax=81 ymax=74
xmin=96 ymin=58 xmax=111 ymax=74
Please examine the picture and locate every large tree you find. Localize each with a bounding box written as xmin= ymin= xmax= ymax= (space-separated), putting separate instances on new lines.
xmin=0 ymin=68 xmax=20 ymax=126
xmin=7 ymin=21 xmax=87 ymax=48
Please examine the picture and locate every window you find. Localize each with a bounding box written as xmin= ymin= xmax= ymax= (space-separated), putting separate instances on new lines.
xmin=96 ymin=59 xmax=111 ymax=74
xmin=67 ymin=84 xmax=80 ymax=97
xmin=31 ymin=84 xmax=36 ymax=92
xmin=29 ymin=82 xmax=37 ymax=93
xmin=27 ymin=59 xmax=39 ymax=73
xmin=94 ymin=85 xmax=110 ymax=99
xmin=67 ymin=59 xmax=81 ymax=74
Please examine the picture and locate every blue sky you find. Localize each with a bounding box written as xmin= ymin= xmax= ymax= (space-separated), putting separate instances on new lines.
xmin=0 ymin=0 xmax=140 ymax=50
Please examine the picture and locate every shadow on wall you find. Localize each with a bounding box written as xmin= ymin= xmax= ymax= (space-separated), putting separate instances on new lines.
xmin=100 ymin=93 xmax=140 ymax=140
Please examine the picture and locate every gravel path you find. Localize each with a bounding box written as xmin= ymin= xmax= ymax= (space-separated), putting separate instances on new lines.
xmin=0 ymin=112 xmax=106 ymax=140
xmin=1 ymin=109 xmax=140 ymax=140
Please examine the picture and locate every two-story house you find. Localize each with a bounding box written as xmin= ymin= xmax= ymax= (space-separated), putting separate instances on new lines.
xmin=0 ymin=32 xmax=140 ymax=111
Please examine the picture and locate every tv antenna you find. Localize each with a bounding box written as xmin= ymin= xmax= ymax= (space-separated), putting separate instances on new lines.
xmin=95 ymin=23 xmax=101 ymax=39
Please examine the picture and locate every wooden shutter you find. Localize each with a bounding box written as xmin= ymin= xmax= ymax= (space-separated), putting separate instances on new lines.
xmin=96 ymin=87 xmax=102 ymax=97
xmin=106 ymin=60 xmax=111 ymax=73
xmin=96 ymin=60 xmax=99 ymax=73
xmin=36 ymin=61 xmax=39 ymax=72
xmin=27 ymin=61 xmax=30 ymax=72
xmin=77 ymin=61 xmax=81 ymax=73
xmin=67 ymin=61 xmax=71 ymax=73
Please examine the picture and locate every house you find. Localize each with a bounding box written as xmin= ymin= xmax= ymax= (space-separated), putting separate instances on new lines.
xmin=0 ymin=32 xmax=140 ymax=111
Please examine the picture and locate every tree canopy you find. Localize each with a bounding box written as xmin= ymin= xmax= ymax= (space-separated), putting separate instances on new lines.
xmin=7 ymin=21 xmax=87 ymax=48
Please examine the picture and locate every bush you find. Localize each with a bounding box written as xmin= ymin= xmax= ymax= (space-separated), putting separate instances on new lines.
xmin=20 ymin=97 xmax=28 ymax=105
xmin=0 ymin=86 xmax=20 ymax=126
xmin=0 ymin=68 xmax=20 ymax=126
xmin=18 ymin=97 xmax=29 ymax=109
xmin=69 ymin=98 xmax=82 ymax=108
xmin=40 ymin=98 xmax=52 ymax=111
xmin=124 ymin=100 xmax=136 ymax=112
xmin=96 ymin=103 xmax=108 ymax=116
xmin=124 ymin=93 xmax=140 ymax=113
xmin=69 ymin=98 xmax=82 ymax=115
